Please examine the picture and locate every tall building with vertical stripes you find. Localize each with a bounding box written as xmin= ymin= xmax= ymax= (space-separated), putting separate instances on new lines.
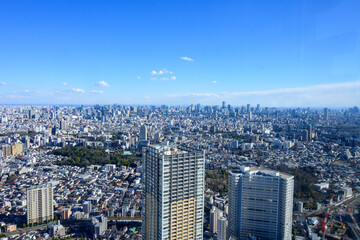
xmin=27 ymin=185 xmax=54 ymax=225
xmin=142 ymin=145 xmax=205 ymax=240
xmin=228 ymin=167 xmax=294 ymax=240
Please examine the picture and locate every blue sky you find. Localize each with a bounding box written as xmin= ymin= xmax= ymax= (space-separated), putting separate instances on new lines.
xmin=0 ymin=0 xmax=359 ymax=107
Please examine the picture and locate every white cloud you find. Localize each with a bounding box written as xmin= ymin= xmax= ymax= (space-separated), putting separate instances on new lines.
xmin=62 ymin=82 xmax=67 ymax=86
xmin=72 ymin=88 xmax=85 ymax=93
xmin=151 ymin=69 xmax=174 ymax=75
xmin=180 ymin=56 xmax=194 ymax=62
xmin=96 ymin=81 xmax=110 ymax=87
xmin=170 ymin=76 xmax=176 ymax=80
xmin=90 ymin=90 xmax=104 ymax=94
xmin=137 ymin=76 xmax=141 ymax=80
xmin=212 ymin=81 xmax=217 ymax=84
xmin=0 ymin=82 xmax=7 ymax=86
xmin=163 ymin=81 xmax=360 ymax=107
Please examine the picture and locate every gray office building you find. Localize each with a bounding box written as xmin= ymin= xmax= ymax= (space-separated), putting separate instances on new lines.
xmin=228 ymin=167 xmax=294 ymax=240
xmin=142 ymin=145 xmax=205 ymax=240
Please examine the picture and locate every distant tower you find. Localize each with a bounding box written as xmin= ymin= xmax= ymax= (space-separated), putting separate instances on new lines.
xmin=222 ymin=101 xmax=226 ymax=109
xmin=303 ymin=129 xmax=309 ymax=141
xmin=246 ymin=104 xmax=251 ymax=113
xmin=275 ymin=110 xmax=279 ymax=119
xmin=139 ymin=125 xmax=148 ymax=141
xmin=228 ymin=167 xmax=294 ymax=240
xmin=27 ymin=185 xmax=54 ymax=225
xmin=60 ymin=120 xmax=67 ymax=130
xmin=306 ymin=125 xmax=312 ymax=141
xmin=256 ymin=104 xmax=261 ymax=112
xmin=324 ymin=108 xmax=329 ymax=121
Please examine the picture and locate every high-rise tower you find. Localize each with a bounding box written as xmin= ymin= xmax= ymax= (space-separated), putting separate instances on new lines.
xmin=27 ymin=185 xmax=54 ymax=225
xmin=140 ymin=124 xmax=148 ymax=141
xmin=142 ymin=145 xmax=205 ymax=240
xmin=228 ymin=167 xmax=294 ymax=240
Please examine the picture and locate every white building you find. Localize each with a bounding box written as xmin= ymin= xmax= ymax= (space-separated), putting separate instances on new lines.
xmin=228 ymin=167 xmax=294 ymax=240
xmin=27 ymin=185 xmax=54 ymax=225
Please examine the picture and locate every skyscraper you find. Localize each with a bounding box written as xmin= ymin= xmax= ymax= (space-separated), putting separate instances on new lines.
xmin=324 ymin=108 xmax=329 ymax=121
xmin=306 ymin=125 xmax=312 ymax=141
xmin=245 ymin=104 xmax=250 ymax=113
xmin=142 ymin=145 xmax=205 ymax=240
xmin=228 ymin=167 xmax=294 ymax=240
xmin=27 ymin=185 xmax=54 ymax=225
xmin=140 ymin=124 xmax=148 ymax=141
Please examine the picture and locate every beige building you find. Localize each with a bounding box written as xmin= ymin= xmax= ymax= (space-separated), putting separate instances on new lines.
xmin=27 ymin=185 xmax=54 ymax=225
xmin=11 ymin=143 xmax=23 ymax=155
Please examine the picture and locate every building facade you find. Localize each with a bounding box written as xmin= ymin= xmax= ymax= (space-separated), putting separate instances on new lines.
xmin=140 ymin=124 xmax=148 ymax=141
xmin=217 ymin=216 xmax=228 ymax=240
xmin=142 ymin=145 xmax=205 ymax=240
xmin=228 ymin=167 xmax=294 ymax=240
xmin=27 ymin=185 xmax=54 ymax=225
xmin=210 ymin=206 xmax=223 ymax=233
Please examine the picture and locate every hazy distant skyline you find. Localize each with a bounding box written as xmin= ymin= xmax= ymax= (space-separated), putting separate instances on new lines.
xmin=1 ymin=0 xmax=360 ymax=107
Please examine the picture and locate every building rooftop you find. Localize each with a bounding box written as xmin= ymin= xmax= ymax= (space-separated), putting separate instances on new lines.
xmin=231 ymin=166 xmax=293 ymax=179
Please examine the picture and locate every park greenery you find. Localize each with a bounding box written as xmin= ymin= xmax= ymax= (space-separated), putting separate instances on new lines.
xmin=49 ymin=146 xmax=141 ymax=167
xmin=270 ymin=165 xmax=326 ymax=205
xmin=205 ymin=169 xmax=229 ymax=194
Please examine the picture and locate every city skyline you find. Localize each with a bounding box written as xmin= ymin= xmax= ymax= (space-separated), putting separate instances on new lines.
xmin=1 ymin=0 xmax=360 ymax=107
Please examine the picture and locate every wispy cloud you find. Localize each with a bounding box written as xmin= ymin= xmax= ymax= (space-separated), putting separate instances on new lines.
xmin=6 ymin=94 xmax=26 ymax=99
xmin=96 ymin=81 xmax=110 ymax=87
xmin=0 ymin=82 xmax=7 ymax=86
xmin=137 ymin=76 xmax=141 ymax=80
xmin=152 ymin=76 xmax=177 ymax=81
xmin=72 ymin=88 xmax=85 ymax=93
xmin=180 ymin=56 xmax=194 ymax=62
xmin=90 ymin=90 xmax=104 ymax=94
xmin=212 ymin=81 xmax=217 ymax=84
xmin=163 ymin=81 xmax=360 ymax=107
xmin=61 ymin=82 xmax=67 ymax=86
